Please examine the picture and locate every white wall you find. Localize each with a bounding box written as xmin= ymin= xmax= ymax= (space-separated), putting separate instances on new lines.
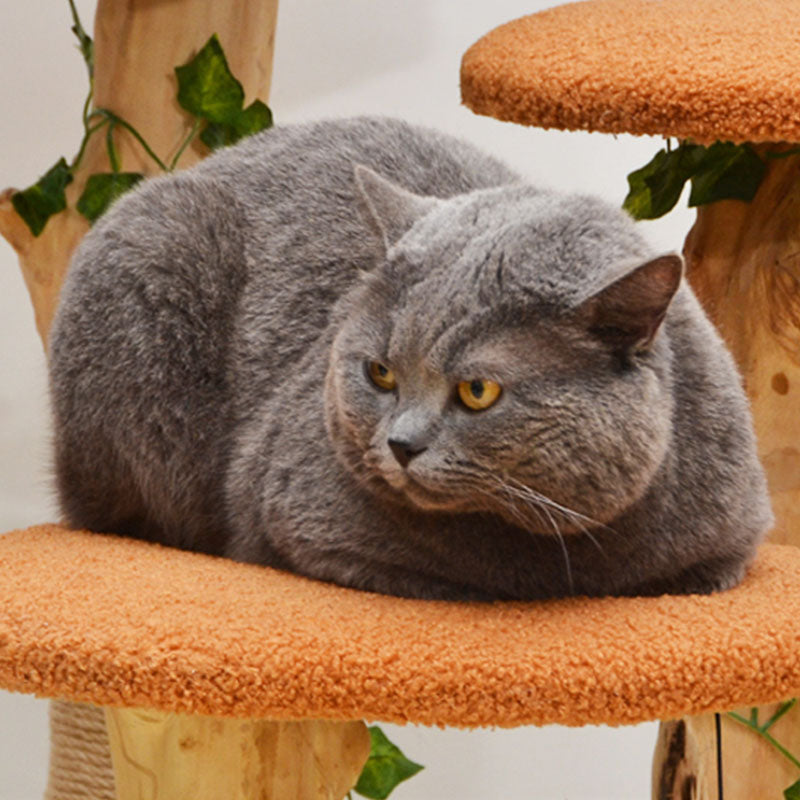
xmin=0 ymin=1 xmax=694 ymax=798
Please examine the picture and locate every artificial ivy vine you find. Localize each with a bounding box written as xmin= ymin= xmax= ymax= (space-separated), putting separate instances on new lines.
xmin=728 ymin=700 xmax=800 ymax=799
xmin=350 ymin=727 xmax=424 ymax=800
xmin=622 ymin=137 xmax=800 ymax=220
xmin=11 ymin=0 xmax=273 ymax=236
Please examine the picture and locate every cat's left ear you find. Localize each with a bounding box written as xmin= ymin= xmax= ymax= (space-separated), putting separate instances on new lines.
xmin=581 ymin=254 xmax=684 ymax=352
xmin=354 ymin=165 xmax=439 ymax=250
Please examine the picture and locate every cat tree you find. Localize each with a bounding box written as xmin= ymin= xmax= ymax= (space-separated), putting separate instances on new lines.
xmin=461 ymin=0 xmax=800 ymax=796
xmin=2 ymin=1 xmax=800 ymax=799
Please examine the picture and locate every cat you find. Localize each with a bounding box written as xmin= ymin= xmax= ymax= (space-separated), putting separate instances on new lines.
xmin=48 ymin=116 xmax=773 ymax=601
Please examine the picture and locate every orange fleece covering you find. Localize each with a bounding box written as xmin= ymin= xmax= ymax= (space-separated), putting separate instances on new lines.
xmin=1 ymin=525 xmax=799 ymax=727
xmin=461 ymin=0 xmax=800 ymax=144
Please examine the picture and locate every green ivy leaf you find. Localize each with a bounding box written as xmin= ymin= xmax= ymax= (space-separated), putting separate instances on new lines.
xmin=688 ymin=142 xmax=766 ymax=207
xmin=784 ymin=778 xmax=800 ymax=799
xmin=624 ymin=141 xmax=769 ymax=220
xmin=76 ymin=172 xmax=144 ymax=223
xmin=11 ymin=158 xmax=73 ymax=237
xmin=175 ymin=34 xmax=245 ymax=124
xmin=623 ymin=144 xmax=705 ymax=220
xmin=354 ymin=726 xmax=423 ymax=800
xmin=200 ymin=99 xmax=273 ymax=150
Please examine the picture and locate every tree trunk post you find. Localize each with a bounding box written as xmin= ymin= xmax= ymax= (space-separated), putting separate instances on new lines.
xmin=105 ymin=708 xmax=371 ymax=800
xmin=0 ymin=0 xmax=279 ymax=349
xmin=653 ymin=149 xmax=800 ymax=798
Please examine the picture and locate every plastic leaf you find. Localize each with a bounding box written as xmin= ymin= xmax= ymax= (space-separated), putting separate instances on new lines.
xmin=200 ymin=100 xmax=273 ymax=150
xmin=688 ymin=142 xmax=766 ymax=207
xmin=11 ymin=158 xmax=73 ymax=237
xmin=624 ymin=141 xmax=768 ymax=220
xmin=175 ymin=34 xmax=245 ymax=124
xmin=77 ymin=172 xmax=144 ymax=223
xmin=354 ymin=726 xmax=423 ymax=800
xmin=785 ymin=778 xmax=800 ymax=799
xmin=623 ymin=144 xmax=704 ymax=220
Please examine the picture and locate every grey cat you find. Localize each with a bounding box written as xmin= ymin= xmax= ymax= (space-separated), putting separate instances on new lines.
xmin=49 ymin=116 xmax=772 ymax=601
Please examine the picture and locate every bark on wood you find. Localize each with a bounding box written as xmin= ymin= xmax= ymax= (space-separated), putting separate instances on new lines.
xmin=655 ymin=149 xmax=800 ymax=798
xmin=683 ymin=149 xmax=800 ymax=546
xmin=652 ymin=718 xmax=712 ymax=800
xmin=0 ymin=0 xmax=278 ymax=348
xmin=105 ymin=708 xmax=371 ymax=800
xmin=654 ymin=705 xmax=800 ymax=799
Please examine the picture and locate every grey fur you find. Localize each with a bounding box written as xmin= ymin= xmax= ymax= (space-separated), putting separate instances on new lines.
xmin=49 ymin=116 xmax=772 ymax=600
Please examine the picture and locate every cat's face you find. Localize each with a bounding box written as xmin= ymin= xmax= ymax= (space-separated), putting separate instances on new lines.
xmin=324 ymin=169 xmax=681 ymax=535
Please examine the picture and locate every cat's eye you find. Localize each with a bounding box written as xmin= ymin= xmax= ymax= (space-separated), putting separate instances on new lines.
xmin=366 ymin=360 xmax=397 ymax=391
xmin=458 ymin=379 xmax=502 ymax=411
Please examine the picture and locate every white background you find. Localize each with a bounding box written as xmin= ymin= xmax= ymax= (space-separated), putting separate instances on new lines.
xmin=0 ymin=1 xmax=694 ymax=798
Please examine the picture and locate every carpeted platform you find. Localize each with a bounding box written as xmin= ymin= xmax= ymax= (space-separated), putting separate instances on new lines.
xmin=1 ymin=525 xmax=799 ymax=728
xmin=461 ymin=0 xmax=800 ymax=143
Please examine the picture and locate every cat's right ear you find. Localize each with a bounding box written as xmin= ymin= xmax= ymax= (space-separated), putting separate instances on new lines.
xmin=581 ymin=253 xmax=684 ymax=353
xmin=354 ymin=165 xmax=439 ymax=251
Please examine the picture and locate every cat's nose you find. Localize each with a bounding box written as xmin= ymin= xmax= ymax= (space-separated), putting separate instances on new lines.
xmin=388 ymin=438 xmax=428 ymax=469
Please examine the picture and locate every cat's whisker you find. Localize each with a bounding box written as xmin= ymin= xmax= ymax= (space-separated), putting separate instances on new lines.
xmin=502 ymin=477 xmax=612 ymax=538
xmin=500 ymin=481 xmax=574 ymax=592
xmin=505 ymin=476 xmax=609 ymax=531
xmin=486 ymin=473 xmax=609 ymax=561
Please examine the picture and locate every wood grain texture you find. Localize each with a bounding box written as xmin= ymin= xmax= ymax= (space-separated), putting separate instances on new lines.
xmin=0 ymin=0 xmax=278 ymax=347
xmin=105 ymin=708 xmax=371 ymax=800
xmin=654 ymin=705 xmax=800 ymax=799
xmin=684 ymin=149 xmax=800 ymax=547
xmin=652 ymin=718 xmax=713 ymax=799
xmin=655 ymin=148 xmax=800 ymax=799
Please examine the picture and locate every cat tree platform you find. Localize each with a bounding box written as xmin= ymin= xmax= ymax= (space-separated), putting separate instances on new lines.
xmin=460 ymin=0 xmax=800 ymax=144
xmin=2 ymin=524 xmax=800 ymax=798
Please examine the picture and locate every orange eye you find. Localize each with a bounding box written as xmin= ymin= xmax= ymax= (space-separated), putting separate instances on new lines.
xmin=458 ymin=379 xmax=502 ymax=411
xmin=367 ymin=361 xmax=397 ymax=391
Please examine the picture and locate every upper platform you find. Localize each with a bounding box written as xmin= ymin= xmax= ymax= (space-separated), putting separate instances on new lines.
xmin=461 ymin=0 xmax=800 ymax=144
xmin=1 ymin=525 xmax=799 ymax=727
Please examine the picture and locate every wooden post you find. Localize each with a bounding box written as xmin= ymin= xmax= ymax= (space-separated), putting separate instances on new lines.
xmin=654 ymin=704 xmax=800 ymax=799
xmin=683 ymin=149 xmax=800 ymax=546
xmin=0 ymin=0 xmax=278 ymax=348
xmin=105 ymin=708 xmax=371 ymax=800
xmin=653 ymin=150 xmax=800 ymax=797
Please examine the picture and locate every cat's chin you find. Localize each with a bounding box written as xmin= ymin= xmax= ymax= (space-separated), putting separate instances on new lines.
xmin=378 ymin=469 xmax=481 ymax=514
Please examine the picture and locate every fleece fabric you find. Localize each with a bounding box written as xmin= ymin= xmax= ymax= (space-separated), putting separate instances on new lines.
xmin=1 ymin=525 xmax=799 ymax=728
xmin=461 ymin=0 xmax=800 ymax=144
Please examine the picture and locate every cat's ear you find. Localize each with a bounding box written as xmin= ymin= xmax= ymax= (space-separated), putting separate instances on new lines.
xmin=582 ymin=254 xmax=684 ymax=352
xmin=354 ymin=165 xmax=439 ymax=250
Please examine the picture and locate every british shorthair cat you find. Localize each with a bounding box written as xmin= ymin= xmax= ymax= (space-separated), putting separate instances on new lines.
xmin=49 ymin=117 xmax=772 ymax=600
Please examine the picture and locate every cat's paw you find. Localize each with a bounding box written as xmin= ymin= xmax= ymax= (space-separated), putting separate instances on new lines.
xmin=667 ymin=557 xmax=750 ymax=596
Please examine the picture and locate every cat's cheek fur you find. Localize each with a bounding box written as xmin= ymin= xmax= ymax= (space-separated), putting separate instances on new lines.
xmin=507 ymin=370 xmax=674 ymax=527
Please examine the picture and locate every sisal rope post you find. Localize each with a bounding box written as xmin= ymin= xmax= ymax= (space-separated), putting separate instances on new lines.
xmin=44 ymin=702 xmax=115 ymax=800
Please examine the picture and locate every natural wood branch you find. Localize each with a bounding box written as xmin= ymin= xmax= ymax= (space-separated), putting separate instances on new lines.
xmin=683 ymin=148 xmax=800 ymax=546
xmin=652 ymin=717 xmax=715 ymax=799
xmin=0 ymin=0 xmax=278 ymax=349
xmin=655 ymin=148 xmax=800 ymax=798
xmin=654 ymin=704 xmax=800 ymax=799
xmin=105 ymin=708 xmax=371 ymax=800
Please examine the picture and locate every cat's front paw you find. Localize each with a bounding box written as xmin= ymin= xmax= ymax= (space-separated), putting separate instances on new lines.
xmin=667 ymin=557 xmax=750 ymax=596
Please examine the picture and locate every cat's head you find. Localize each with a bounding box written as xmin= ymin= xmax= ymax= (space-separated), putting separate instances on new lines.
xmin=324 ymin=166 xmax=683 ymax=534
